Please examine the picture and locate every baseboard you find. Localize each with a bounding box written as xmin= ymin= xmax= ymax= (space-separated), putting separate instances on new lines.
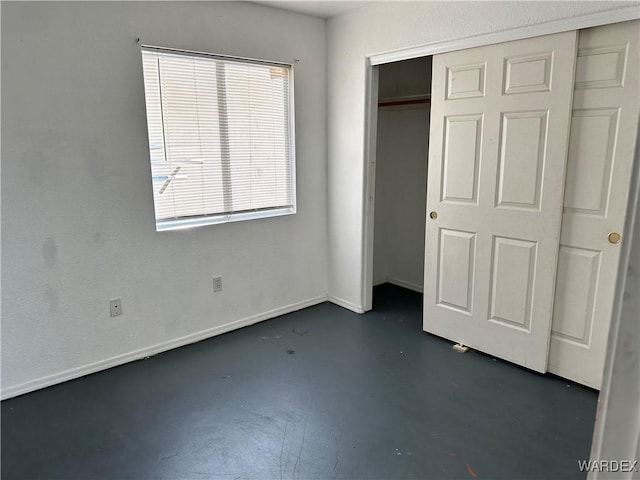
xmin=372 ymin=278 xmax=387 ymax=287
xmin=1 ymin=295 xmax=327 ymax=400
xmin=388 ymin=277 xmax=424 ymax=293
xmin=327 ymin=295 xmax=365 ymax=314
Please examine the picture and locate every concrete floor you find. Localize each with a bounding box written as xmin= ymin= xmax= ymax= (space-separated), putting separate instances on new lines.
xmin=1 ymin=284 xmax=598 ymax=479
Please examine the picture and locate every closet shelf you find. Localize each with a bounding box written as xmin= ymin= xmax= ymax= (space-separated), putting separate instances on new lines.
xmin=378 ymin=94 xmax=431 ymax=107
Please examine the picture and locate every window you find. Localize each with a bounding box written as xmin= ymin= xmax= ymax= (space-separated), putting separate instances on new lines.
xmin=141 ymin=47 xmax=295 ymax=231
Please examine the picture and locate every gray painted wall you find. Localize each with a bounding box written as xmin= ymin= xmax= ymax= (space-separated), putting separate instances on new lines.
xmin=1 ymin=1 xmax=327 ymax=397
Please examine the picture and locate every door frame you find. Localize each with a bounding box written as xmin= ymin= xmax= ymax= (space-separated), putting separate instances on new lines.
xmin=361 ymin=5 xmax=640 ymax=312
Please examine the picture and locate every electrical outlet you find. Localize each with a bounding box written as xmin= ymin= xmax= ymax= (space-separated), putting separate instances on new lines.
xmin=213 ymin=276 xmax=223 ymax=293
xmin=110 ymin=298 xmax=122 ymax=317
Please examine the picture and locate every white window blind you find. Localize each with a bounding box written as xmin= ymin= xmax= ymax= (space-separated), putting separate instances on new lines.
xmin=141 ymin=47 xmax=295 ymax=231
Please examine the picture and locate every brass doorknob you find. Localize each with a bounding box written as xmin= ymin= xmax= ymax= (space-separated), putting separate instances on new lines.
xmin=608 ymin=232 xmax=621 ymax=244
xmin=430 ymin=211 xmax=438 ymax=219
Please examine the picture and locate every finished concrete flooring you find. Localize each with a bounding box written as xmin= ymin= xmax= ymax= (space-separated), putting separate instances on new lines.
xmin=1 ymin=284 xmax=598 ymax=479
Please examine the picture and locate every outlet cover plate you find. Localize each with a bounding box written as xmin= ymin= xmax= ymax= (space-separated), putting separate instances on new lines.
xmin=213 ymin=276 xmax=223 ymax=293
xmin=110 ymin=298 xmax=122 ymax=317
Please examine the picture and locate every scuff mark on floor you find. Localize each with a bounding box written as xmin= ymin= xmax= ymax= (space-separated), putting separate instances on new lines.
xmin=293 ymin=416 xmax=309 ymax=479
xmin=279 ymin=423 xmax=288 ymax=480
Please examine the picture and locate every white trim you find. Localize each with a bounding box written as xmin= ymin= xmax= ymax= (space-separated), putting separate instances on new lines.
xmin=328 ymin=295 xmax=365 ymax=314
xmin=372 ymin=278 xmax=387 ymax=287
xmin=388 ymin=277 xmax=424 ymax=294
xmin=288 ymin=66 xmax=298 ymax=219
xmin=156 ymin=206 xmax=296 ymax=231
xmin=156 ymin=206 xmax=296 ymax=232
xmin=1 ymin=295 xmax=327 ymax=400
xmin=369 ymin=6 xmax=640 ymax=65
xmin=361 ymin=63 xmax=379 ymax=313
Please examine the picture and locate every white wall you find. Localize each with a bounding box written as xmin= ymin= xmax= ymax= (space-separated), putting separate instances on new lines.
xmin=373 ymin=106 xmax=429 ymax=291
xmin=373 ymin=58 xmax=431 ymax=291
xmin=327 ymin=0 xmax=637 ymax=311
xmin=373 ymin=105 xmax=429 ymax=291
xmin=1 ymin=1 xmax=327 ymax=398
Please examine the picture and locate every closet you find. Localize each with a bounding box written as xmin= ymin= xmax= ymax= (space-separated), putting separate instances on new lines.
xmin=373 ymin=57 xmax=432 ymax=294
xmin=373 ymin=20 xmax=639 ymax=389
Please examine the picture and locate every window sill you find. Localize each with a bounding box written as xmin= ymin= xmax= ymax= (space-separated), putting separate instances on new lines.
xmin=155 ymin=206 xmax=296 ymax=232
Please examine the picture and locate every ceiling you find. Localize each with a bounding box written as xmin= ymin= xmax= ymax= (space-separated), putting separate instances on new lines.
xmin=253 ymin=1 xmax=372 ymax=19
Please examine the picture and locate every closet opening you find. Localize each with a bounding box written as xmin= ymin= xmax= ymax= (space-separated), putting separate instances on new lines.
xmin=370 ymin=56 xmax=433 ymax=312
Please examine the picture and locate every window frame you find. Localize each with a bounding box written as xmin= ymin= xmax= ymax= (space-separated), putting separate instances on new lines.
xmin=140 ymin=45 xmax=297 ymax=232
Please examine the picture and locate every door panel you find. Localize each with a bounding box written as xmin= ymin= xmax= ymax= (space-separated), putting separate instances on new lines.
xmin=424 ymin=31 xmax=577 ymax=372
xmin=442 ymin=115 xmax=482 ymax=203
xmin=446 ymin=63 xmax=485 ymax=99
xmin=574 ymin=45 xmax=627 ymax=89
xmin=497 ymin=112 xmax=547 ymax=209
xmin=488 ymin=237 xmax=537 ymax=331
xmin=552 ymin=246 xmax=601 ymax=344
xmin=503 ymin=52 xmax=552 ymax=94
xmin=548 ymin=20 xmax=640 ymax=389
xmin=563 ymin=109 xmax=618 ymax=215
xmin=437 ymin=229 xmax=475 ymax=313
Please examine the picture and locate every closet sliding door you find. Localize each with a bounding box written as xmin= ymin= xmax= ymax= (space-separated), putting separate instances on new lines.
xmin=549 ymin=20 xmax=640 ymax=389
xmin=423 ymin=31 xmax=578 ymax=372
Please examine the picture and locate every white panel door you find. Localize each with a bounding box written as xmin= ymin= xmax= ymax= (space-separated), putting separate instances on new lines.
xmin=424 ymin=32 xmax=577 ymax=372
xmin=548 ymin=20 xmax=640 ymax=389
